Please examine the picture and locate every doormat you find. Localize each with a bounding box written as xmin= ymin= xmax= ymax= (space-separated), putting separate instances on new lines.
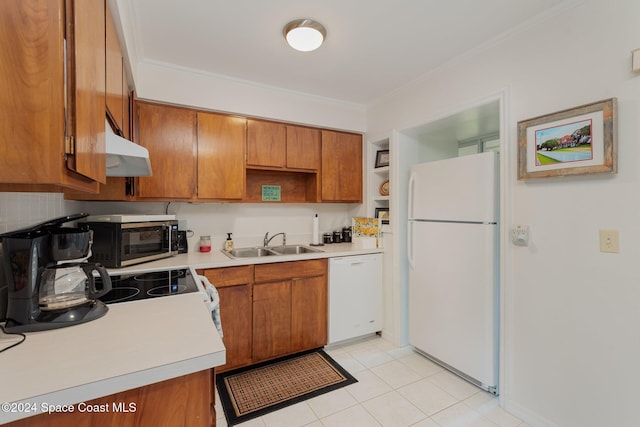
xmin=216 ymin=348 xmax=357 ymax=426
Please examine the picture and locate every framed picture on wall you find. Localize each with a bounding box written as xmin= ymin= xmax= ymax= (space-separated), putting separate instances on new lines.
xmin=375 ymin=150 xmax=390 ymax=168
xmin=517 ymin=98 xmax=617 ymax=179
xmin=375 ymin=207 xmax=389 ymax=224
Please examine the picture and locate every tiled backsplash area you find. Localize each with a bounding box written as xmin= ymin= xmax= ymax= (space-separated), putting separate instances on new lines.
xmin=0 ymin=192 xmax=74 ymax=233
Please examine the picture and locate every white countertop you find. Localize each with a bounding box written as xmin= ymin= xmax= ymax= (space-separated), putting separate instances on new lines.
xmin=0 ymin=291 xmax=225 ymax=423
xmin=112 ymin=242 xmax=384 ymax=275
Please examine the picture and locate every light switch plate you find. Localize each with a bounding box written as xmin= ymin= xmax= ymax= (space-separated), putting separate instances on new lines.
xmin=599 ymin=229 xmax=619 ymax=253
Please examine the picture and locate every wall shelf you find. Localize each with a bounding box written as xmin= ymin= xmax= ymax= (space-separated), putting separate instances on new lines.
xmin=367 ymin=137 xmax=390 ymax=229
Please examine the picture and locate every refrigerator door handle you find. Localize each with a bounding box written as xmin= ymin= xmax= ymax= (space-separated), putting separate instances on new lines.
xmin=407 ymin=221 xmax=415 ymax=269
xmin=408 ymin=173 xmax=415 ymax=219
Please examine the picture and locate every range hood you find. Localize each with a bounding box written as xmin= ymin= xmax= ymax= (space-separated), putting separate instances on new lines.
xmin=105 ymin=120 xmax=152 ymax=177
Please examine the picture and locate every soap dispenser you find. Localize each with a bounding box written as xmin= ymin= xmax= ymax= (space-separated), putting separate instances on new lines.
xmin=224 ymin=233 xmax=234 ymax=252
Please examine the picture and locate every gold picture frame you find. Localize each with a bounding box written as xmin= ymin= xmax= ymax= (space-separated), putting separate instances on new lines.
xmin=517 ymin=98 xmax=617 ymax=179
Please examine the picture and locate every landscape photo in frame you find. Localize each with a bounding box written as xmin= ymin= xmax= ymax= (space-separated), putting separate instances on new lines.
xmin=517 ymin=98 xmax=617 ymax=179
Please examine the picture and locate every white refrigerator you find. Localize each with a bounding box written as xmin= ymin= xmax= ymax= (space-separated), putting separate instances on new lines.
xmin=407 ymin=151 xmax=499 ymax=393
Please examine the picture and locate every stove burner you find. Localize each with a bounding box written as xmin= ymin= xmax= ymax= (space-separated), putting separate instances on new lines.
xmin=107 ymin=275 xmax=125 ymax=285
xmin=100 ymin=287 xmax=141 ymax=304
xmin=98 ymin=268 xmax=198 ymax=305
xmin=147 ymin=284 xmax=187 ymax=297
xmin=133 ymin=270 xmax=185 ymax=282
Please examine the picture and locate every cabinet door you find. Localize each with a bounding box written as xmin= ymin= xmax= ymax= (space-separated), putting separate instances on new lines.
xmin=3 ymin=370 xmax=212 ymax=427
xmin=321 ymin=130 xmax=363 ymax=202
xmin=291 ymin=275 xmax=327 ymax=352
xmin=253 ymin=280 xmax=291 ymax=362
xmin=286 ymin=126 xmax=320 ymax=170
xmin=0 ymin=0 xmax=66 ymax=185
xmin=216 ymin=284 xmax=253 ymax=371
xmin=105 ymin=4 xmax=124 ymax=133
xmin=68 ymin=0 xmax=106 ymax=183
xmin=247 ymin=120 xmax=286 ymax=168
xmin=197 ymin=112 xmax=246 ymax=200
xmin=135 ymin=102 xmax=196 ymax=199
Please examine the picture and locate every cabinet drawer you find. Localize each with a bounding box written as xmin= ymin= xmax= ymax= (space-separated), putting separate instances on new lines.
xmin=204 ymin=265 xmax=254 ymax=287
xmin=254 ymin=259 xmax=327 ymax=283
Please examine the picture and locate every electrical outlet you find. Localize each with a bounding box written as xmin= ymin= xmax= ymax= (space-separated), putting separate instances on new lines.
xmin=511 ymin=225 xmax=530 ymax=246
xmin=599 ymin=229 xmax=619 ymax=253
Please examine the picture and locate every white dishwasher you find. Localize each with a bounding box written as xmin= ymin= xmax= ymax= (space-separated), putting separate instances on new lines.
xmin=328 ymin=253 xmax=382 ymax=344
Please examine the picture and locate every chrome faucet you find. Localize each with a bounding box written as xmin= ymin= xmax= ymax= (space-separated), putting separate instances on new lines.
xmin=264 ymin=232 xmax=286 ymax=247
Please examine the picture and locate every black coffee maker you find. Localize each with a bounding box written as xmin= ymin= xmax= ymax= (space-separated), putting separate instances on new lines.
xmin=1 ymin=213 xmax=111 ymax=333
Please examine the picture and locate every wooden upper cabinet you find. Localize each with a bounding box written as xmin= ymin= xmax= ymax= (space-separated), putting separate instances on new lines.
xmin=0 ymin=0 xmax=106 ymax=192
xmin=286 ymin=125 xmax=320 ymax=170
xmin=247 ymin=121 xmax=320 ymax=172
xmin=105 ymin=4 xmax=124 ymax=134
xmin=135 ymin=102 xmax=196 ymax=199
xmin=247 ymin=119 xmax=286 ymax=168
xmin=197 ymin=112 xmax=246 ymax=200
xmin=122 ymin=75 xmax=131 ymax=139
xmin=67 ymin=0 xmax=106 ymax=183
xmin=321 ymin=130 xmax=363 ymax=202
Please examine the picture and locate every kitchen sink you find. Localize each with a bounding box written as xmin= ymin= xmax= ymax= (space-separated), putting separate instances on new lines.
xmin=269 ymin=245 xmax=322 ymax=255
xmin=224 ymin=247 xmax=279 ymax=258
xmin=222 ymin=245 xmax=323 ymax=259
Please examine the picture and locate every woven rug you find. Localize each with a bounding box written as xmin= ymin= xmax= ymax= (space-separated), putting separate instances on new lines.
xmin=216 ymin=348 xmax=357 ymax=425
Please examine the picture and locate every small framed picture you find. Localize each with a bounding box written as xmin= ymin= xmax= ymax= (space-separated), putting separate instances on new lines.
xmin=375 ymin=150 xmax=390 ymax=168
xmin=375 ymin=207 xmax=389 ymax=224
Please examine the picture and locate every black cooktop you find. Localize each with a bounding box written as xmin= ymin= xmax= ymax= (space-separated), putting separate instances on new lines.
xmin=98 ymin=268 xmax=200 ymax=304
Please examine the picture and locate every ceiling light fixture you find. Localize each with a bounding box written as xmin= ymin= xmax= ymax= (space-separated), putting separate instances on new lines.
xmin=283 ymin=19 xmax=326 ymax=52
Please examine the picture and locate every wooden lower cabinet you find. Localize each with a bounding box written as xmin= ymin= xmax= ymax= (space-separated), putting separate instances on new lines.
xmin=252 ymin=280 xmax=292 ymax=362
xmin=252 ymin=259 xmax=328 ymax=363
xmin=201 ymin=266 xmax=254 ymax=373
xmin=200 ymin=259 xmax=328 ymax=370
xmin=291 ymin=275 xmax=328 ymax=351
xmin=5 ymin=369 xmax=216 ymax=427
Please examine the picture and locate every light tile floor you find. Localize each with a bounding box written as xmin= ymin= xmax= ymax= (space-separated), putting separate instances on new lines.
xmin=215 ymin=335 xmax=530 ymax=427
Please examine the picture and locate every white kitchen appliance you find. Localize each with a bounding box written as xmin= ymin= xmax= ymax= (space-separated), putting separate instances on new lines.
xmin=407 ymin=151 xmax=499 ymax=394
xmin=328 ymin=254 xmax=382 ymax=344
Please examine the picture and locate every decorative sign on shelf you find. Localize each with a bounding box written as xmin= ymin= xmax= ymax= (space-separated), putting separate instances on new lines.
xmin=352 ymin=217 xmax=381 ymax=249
xmin=261 ymin=185 xmax=281 ymax=201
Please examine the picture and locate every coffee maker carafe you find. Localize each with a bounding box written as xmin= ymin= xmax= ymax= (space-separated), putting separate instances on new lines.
xmin=39 ymin=263 xmax=111 ymax=311
xmin=1 ymin=213 xmax=112 ymax=332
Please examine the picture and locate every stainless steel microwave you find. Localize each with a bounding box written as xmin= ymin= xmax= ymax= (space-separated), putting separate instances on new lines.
xmin=80 ymin=215 xmax=178 ymax=268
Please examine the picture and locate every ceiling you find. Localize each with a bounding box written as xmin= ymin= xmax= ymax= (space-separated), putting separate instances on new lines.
xmin=124 ymin=0 xmax=566 ymax=107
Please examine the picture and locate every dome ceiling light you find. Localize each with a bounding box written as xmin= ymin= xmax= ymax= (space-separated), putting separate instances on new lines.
xmin=283 ymin=19 xmax=326 ymax=52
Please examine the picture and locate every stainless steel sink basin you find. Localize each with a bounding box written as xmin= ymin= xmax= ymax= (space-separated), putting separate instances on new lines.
xmin=224 ymin=247 xmax=279 ymax=258
xmin=269 ymin=245 xmax=323 ymax=255
xmin=222 ymin=245 xmax=323 ymax=258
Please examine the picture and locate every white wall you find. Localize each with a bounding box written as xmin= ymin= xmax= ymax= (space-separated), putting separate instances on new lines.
xmin=134 ymin=61 xmax=367 ymax=132
xmin=366 ymin=1 xmax=640 ymax=426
